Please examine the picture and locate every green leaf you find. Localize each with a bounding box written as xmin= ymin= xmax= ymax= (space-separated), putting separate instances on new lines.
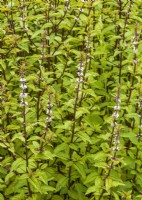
xmin=54 ymin=143 xmax=69 ymax=155
xmin=0 ymin=194 xmax=4 ymax=200
xmin=12 ymin=133 xmax=25 ymax=142
xmin=76 ymin=107 xmax=89 ymax=119
xmin=78 ymin=132 xmax=91 ymax=143
xmin=11 ymin=158 xmax=26 ymax=172
xmin=113 ymin=192 xmax=120 ymax=200
xmin=0 ymin=59 xmax=6 ymax=70
xmin=31 ymin=29 xmax=44 ymax=39
xmin=18 ymin=39 xmax=29 ymax=53
xmin=28 ymin=177 xmax=42 ymax=193
xmin=73 ymin=162 xmax=86 ymax=180
xmin=85 ymin=185 xmax=96 ymax=195
xmin=7 ymin=125 xmax=20 ymax=130
xmin=5 ymin=172 xmax=15 ymax=182
xmin=43 ymin=150 xmax=55 ymax=160
xmin=84 ymin=114 xmax=103 ymax=127
xmin=56 ymin=176 xmax=68 ymax=192
xmin=84 ymin=172 xmax=99 ymax=185
xmin=121 ymin=132 xmax=138 ymax=144
xmin=93 ymin=151 xmax=107 ymax=161
xmin=106 ymin=178 xmax=112 ymax=191
xmin=5 ymin=178 xmax=26 ymax=195
xmin=51 ymin=195 xmax=64 ymax=200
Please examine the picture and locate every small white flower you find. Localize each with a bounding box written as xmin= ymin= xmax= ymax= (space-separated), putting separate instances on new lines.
xmin=133 ymin=59 xmax=138 ymax=64
xmin=133 ymin=47 xmax=138 ymax=53
xmin=46 ymin=117 xmax=52 ymax=122
xmin=74 ymin=17 xmax=79 ymax=21
xmin=20 ymin=101 xmax=28 ymax=106
xmin=112 ymin=112 xmax=119 ymax=119
xmin=137 ymin=133 xmax=142 ymax=138
xmin=113 ymin=134 xmax=119 ymax=138
xmin=20 ymin=78 xmax=26 ymax=82
xmin=23 ymin=26 xmax=29 ymax=31
xmin=46 ymin=109 xmax=52 ymax=115
xmin=20 ymin=84 xmax=27 ymax=90
xmin=78 ymin=67 xmax=84 ymax=71
xmin=3 ymin=30 xmax=6 ymax=34
xmin=77 ymin=77 xmax=83 ymax=83
xmin=20 ymin=93 xmax=28 ymax=98
xmin=114 ymin=105 xmax=120 ymax=111
xmin=78 ymin=8 xmax=84 ymax=12
xmin=116 ymin=99 xmax=121 ymax=103
xmin=47 ymin=103 xmax=53 ymax=108
xmin=133 ymin=41 xmax=138 ymax=45
xmin=86 ymin=59 xmax=90 ymax=63
xmin=65 ymin=6 xmax=70 ymax=10
xmin=86 ymin=45 xmax=90 ymax=49
xmin=112 ymin=146 xmax=120 ymax=151
xmin=21 ymin=17 xmax=26 ymax=21
xmin=77 ymin=72 xmax=83 ymax=77
xmin=113 ymin=140 xmax=120 ymax=144
xmin=108 ymin=164 xmax=113 ymax=169
xmin=111 ymin=122 xmax=117 ymax=127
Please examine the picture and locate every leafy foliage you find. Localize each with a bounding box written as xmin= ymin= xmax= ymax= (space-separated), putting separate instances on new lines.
xmin=1 ymin=0 xmax=142 ymax=199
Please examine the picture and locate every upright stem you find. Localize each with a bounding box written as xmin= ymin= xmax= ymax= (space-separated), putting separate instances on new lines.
xmin=68 ymin=56 xmax=84 ymax=189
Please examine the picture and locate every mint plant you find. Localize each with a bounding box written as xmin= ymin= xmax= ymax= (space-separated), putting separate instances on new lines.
xmin=1 ymin=0 xmax=142 ymax=199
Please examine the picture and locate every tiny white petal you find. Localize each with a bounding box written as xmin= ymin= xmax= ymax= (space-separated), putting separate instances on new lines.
xmin=111 ymin=122 xmax=117 ymax=127
xmin=112 ymin=112 xmax=119 ymax=119
xmin=114 ymin=105 xmax=120 ymax=111
xmin=113 ymin=140 xmax=120 ymax=144
xmin=113 ymin=134 xmax=119 ymax=138
xmin=112 ymin=147 xmax=120 ymax=151
xmin=133 ymin=48 xmax=138 ymax=53
xmin=78 ymin=67 xmax=84 ymax=71
xmin=46 ymin=117 xmax=52 ymax=122
xmin=116 ymin=99 xmax=121 ymax=103
xmin=46 ymin=110 xmax=52 ymax=115
xmin=133 ymin=41 xmax=138 ymax=45
xmin=20 ymin=78 xmax=26 ymax=82
xmin=20 ymin=93 xmax=28 ymax=98
xmin=77 ymin=72 xmax=83 ymax=77
xmin=74 ymin=17 xmax=79 ymax=21
xmin=133 ymin=59 xmax=138 ymax=64
xmin=86 ymin=46 xmax=90 ymax=49
xmin=77 ymin=77 xmax=83 ymax=83
xmin=20 ymin=101 xmax=28 ymax=106
xmin=47 ymin=103 xmax=53 ymax=108
xmin=20 ymin=84 xmax=27 ymax=90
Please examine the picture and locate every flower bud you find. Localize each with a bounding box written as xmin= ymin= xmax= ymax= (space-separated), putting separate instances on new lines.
xmin=114 ymin=105 xmax=120 ymax=111
xmin=46 ymin=117 xmax=52 ymax=122
xmin=20 ymin=84 xmax=27 ymax=90
xmin=20 ymin=78 xmax=26 ymax=82
xmin=20 ymin=93 xmax=28 ymax=98
xmin=112 ymin=146 xmax=120 ymax=151
xmin=112 ymin=112 xmax=119 ymax=119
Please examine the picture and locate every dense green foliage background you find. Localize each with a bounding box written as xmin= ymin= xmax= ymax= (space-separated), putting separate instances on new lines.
xmin=1 ymin=0 xmax=142 ymax=199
